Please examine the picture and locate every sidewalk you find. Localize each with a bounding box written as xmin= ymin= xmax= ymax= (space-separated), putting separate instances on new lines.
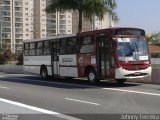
xmin=0 ymin=64 xmax=25 ymax=74
xmin=0 ymin=65 xmax=159 ymax=84
xmin=151 ymin=67 xmax=160 ymax=84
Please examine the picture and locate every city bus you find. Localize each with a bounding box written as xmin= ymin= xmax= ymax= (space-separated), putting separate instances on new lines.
xmin=23 ymin=27 xmax=151 ymax=83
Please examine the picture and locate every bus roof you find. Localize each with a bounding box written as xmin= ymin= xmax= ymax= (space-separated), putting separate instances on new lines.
xmin=77 ymin=27 xmax=145 ymax=36
xmin=78 ymin=27 xmax=144 ymax=34
xmin=24 ymin=33 xmax=76 ymax=43
xmin=24 ymin=27 xmax=145 ymax=43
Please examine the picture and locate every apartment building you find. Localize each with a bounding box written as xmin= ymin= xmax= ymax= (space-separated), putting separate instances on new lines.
xmin=23 ymin=0 xmax=34 ymax=41
xmin=33 ymin=0 xmax=46 ymax=39
xmin=93 ymin=13 xmax=112 ymax=30
xmin=72 ymin=11 xmax=92 ymax=33
xmin=33 ymin=0 xmax=72 ymax=39
xmin=0 ymin=0 xmax=112 ymax=53
xmin=46 ymin=10 xmax=72 ymax=36
xmin=0 ymin=0 xmax=73 ymax=53
xmin=72 ymin=11 xmax=113 ymax=33
xmin=0 ymin=0 xmax=23 ymax=52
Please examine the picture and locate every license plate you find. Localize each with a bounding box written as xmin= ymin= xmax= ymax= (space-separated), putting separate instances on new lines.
xmin=135 ymin=72 xmax=141 ymax=75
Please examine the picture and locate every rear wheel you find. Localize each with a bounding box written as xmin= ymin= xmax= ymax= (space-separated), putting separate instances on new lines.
xmin=65 ymin=77 xmax=73 ymax=80
xmin=87 ymin=69 xmax=99 ymax=83
xmin=116 ymin=79 xmax=126 ymax=84
xmin=40 ymin=67 xmax=48 ymax=80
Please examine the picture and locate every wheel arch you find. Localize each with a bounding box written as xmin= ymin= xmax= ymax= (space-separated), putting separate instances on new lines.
xmin=40 ymin=64 xmax=48 ymax=74
xmin=84 ymin=65 xmax=96 ymax=77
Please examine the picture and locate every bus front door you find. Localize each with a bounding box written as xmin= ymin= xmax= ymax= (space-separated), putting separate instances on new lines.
xmin=51 ymin=41 xmax=60 ymax=76
xmin=96 ymin=36 xmax=112 ymax=79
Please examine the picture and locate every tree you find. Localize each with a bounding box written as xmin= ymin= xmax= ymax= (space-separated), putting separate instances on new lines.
xmin=145 ymin=35 xmax=154 ymax=44
xmin=103 ymin=0 xmax=118 ymax=27
xmin=152 ymin=32 xmax=160 ymax=40
xmin=46 ymin=0 xmax=118 ymax=33
xmin=108 ymin=9 xmax=119 ymax=27
xmin=16 ymin=53 xmax=23 ymax=65
xmin=0 ymin=49 xmax=11 ymax=64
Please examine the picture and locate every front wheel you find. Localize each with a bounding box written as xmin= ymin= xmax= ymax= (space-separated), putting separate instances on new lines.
xmin=87 ymin=69 xmax=99 ymax=83
xmin=116 ymin=79 xmax=126 ymax=84
xmin=40 ymin=67 xmax=48 ymax=80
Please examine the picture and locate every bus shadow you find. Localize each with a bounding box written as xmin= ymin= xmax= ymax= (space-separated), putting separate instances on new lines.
xmin=0 ymin=74 xmax=141 ymax=89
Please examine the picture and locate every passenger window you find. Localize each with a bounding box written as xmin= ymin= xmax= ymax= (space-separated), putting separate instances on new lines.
xmin=80 ymin=36 xmax=94 ymax=53
xmin=30 ymin=43 xmax=36 ymax=49
xmin=43 ymin=41 xmax=50 ymax=55
xmin=37 ymin=42 xmax=43 ymax=48
xmin=60 ymin=38 xmax=67 ymax=54
xmin=25 ymin=43 xmax=29 ymax=49
xmin=67 ymin=37 xmax=79 ymax=54
xmin=24 ymin=43 xmax=29 ymax=56
xmin=36 ymin=42 xmax=43 ymax=56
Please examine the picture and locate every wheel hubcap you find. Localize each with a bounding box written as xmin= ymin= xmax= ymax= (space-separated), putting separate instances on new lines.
xmin=89 ymin=72 xmax=95 ymax=81
xmin=42 ymin=70 xmax=46 ymax=78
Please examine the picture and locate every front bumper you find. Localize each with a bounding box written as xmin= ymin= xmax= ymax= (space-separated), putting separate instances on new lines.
xmin=115 ymin=66 xmax=152 ymax=79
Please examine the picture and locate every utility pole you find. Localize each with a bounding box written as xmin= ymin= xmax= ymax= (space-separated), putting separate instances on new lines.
xmin=0 ymin=3 xmax=2 ymax=49
xmin=0 ymin=20 xmax=2 ymax=49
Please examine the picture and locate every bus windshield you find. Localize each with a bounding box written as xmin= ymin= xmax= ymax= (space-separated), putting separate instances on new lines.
xmin=117 ymin=37 xmax=149 ymax=61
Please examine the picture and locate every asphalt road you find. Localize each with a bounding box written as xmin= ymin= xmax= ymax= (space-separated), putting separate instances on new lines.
xmin=0 ymin=73 xmax=160 ymax=120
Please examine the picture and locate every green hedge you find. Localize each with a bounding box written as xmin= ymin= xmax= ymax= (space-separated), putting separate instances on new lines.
xmin=0 ymin=49 xmax=23 ymax=65
xmin=151 ymin=52 xmax=160 ymax=58
xmin=16 ymin=53 xmax=23 ymax=65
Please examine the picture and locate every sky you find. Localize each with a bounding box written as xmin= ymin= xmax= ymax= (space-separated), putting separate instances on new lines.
xmin=115 ymin=0 xmax=160 ymax=34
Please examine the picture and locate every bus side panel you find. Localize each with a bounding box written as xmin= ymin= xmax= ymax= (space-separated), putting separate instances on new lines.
xmin=59 ymin=55 xmax=78 ymax=77
xmin=23 ymin=56 xmax=52 ymax=75
xmin=59 ymin=67 xmax=78 ymax=77
xmin=77 ymin=54 xmax=96 ymax=78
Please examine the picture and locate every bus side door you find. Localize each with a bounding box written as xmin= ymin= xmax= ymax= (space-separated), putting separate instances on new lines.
xmin=96 ymin=35 xmax=113 ymax=78
xmin=51 ymin=40 xmax=60 ymax=76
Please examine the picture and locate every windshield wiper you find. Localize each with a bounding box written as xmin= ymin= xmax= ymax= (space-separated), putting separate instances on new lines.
xmin=134 ymin=42 xmax=139 ymax=60
xmin=135 ymin=42 xmax=139 ymax=52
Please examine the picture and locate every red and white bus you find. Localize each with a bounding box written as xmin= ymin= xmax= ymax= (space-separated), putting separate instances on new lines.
xmin=23 ymin=28 xmax=151 ymax=83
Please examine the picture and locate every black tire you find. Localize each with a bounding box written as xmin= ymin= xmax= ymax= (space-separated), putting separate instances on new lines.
xmin=40 ymin=67 xmax=48 ymax=80
xmin=87 ymin=69 xmax=99 ymax=83
xmin=116 ymin=79 xmax=126 ymax=84
xmin=65 ymin=77 xmax=73 ymax=80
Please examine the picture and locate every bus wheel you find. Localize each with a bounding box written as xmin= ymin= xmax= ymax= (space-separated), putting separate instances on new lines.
xmin=40 ymin=67 xmax=48 ymax=80
xmin=116 ymin=79 xmax=126 ymax=84
xmin=87 ymin=69 xmax=99 ymax=83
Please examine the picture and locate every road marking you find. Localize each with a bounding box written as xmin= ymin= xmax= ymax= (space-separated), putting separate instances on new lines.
xmin=1 ymin=76 xmax=160 ymax=97
xmin=0 ymin=98 xmax=81 ymax=120
xmin=102 ymin=88 xmax=160 ymax=96
xmin=65 ymin=98 xmax=100 ymax=106
xmin=0 ymin=86 xmax=10 ymax=90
